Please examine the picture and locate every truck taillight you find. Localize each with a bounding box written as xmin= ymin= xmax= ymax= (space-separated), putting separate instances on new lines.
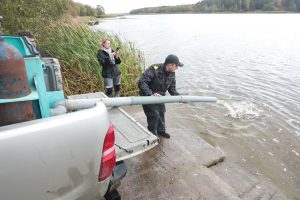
xmin=98 ymin=123 xmax=116 ymax=182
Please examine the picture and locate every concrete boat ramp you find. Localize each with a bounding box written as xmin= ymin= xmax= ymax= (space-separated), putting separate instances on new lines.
xmin=119 ymin=105 xmax=288 ymax=200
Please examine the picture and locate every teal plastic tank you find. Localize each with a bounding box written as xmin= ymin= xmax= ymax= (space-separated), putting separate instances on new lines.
xmin=0 ymin=35 xmax=65 ymax=119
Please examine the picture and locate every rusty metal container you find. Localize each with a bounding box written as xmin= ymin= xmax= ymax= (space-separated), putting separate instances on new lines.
xmin=0 ymin=38 xmax=35 ymax=126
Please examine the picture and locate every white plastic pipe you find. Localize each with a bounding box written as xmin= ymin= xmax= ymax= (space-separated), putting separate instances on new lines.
xmin=65 ymin=96 xmax=217 ymax=111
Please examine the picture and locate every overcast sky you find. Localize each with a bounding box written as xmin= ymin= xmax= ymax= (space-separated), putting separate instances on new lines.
xmin=73 ymin=0 xmax=199 ymax=14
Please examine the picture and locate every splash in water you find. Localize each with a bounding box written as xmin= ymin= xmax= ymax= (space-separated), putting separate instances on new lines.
xmin=218 ymin=100 xmax=263 ymax=120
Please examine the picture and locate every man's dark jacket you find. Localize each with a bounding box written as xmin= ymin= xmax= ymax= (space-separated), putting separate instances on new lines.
xmin=138 ymin=63 xmax=179 ymax=96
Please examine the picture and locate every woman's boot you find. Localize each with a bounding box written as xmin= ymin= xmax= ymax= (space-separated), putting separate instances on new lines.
xmin=106 ymin=87 xmax=113 ymax=97
xmin=114 ymin=84 xmax=120 ymax=97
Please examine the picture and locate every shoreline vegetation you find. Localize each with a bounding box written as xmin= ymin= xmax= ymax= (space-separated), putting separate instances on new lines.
xmin=0 ymin=0 xmax=143 ymax=96
xmin=128 ymin=11 xmax=294 ymax=15
xmin=130 ymin=0 xmax=300 ymax=14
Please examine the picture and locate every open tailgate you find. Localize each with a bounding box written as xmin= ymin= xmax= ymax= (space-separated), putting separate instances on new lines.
xmin=68 ymin=92 xmax=159 ymax=161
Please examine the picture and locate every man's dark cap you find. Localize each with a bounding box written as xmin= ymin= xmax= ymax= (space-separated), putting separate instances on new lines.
xmin=164 ymin=54 xmax=184 ymax=67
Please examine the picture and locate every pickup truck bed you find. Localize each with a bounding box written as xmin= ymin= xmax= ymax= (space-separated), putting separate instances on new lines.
xmin=68 ymin=92 xmax=159 ymax=162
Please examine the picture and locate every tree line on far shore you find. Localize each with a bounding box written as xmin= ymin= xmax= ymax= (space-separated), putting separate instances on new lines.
xmin=68 ymin=1 xmax=105 ymax=17
xmin=130 ymin=0 xmax=300 ymax=14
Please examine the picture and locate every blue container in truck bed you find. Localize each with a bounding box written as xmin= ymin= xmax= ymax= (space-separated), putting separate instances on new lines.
xmin=1 ymin=35 xmax=65 ymax=119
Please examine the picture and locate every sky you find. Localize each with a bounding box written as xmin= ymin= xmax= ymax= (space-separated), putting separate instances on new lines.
xmin=73 ymin=0 xmax=199 ymax=14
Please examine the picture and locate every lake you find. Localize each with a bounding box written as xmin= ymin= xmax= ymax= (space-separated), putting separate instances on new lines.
xmin=96 ymin=14 xmax=300 ymax=198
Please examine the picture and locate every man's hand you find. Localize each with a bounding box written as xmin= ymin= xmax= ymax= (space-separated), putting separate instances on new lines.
xmin=152 ymin=93 xmax=161 ymax=97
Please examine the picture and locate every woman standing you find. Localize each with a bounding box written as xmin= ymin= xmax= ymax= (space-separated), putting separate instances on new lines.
xmin=97 ymin=39 xmax=121 ymax=97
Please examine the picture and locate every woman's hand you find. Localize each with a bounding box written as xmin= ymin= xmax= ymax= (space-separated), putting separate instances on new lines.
xmin=113 ymin=51 xmax=119 ymax=58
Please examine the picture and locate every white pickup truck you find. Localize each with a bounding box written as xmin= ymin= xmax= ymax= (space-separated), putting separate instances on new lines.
xmin=0 ymin=34 xmax=159 ymax=200
xmin=0 ymin=92 xmax=159 ymax=200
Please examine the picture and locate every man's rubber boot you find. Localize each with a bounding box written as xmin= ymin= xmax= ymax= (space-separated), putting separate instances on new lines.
xmin=106 ymin=87 xmax=113 ymax=97
xmin=158 ymin=132 xmax=170 ymax=139
xmin=114 ymin=84 xmax=121 ymax=97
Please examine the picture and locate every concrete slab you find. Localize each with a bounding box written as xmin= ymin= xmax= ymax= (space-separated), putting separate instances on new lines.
xmin=211 ymin=163 xmax=259 ymax=196
xmin=119 ymin=147 xmax=239 ymax=200
xmin=211 ymin=163 xmax=288 ymax=200
xmin=241 ymin=180 xmax=287 ymax=200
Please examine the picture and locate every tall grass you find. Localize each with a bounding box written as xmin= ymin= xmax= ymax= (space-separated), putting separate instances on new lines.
xmin=1 ymin=0 xmax=144 ymax=96
xmin=38 ymin=18 xmax=144 ymax=96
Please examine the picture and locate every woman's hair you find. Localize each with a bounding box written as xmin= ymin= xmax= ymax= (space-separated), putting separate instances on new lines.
xmin=101 ymin=38 xmax=110 ymax=46
xmin=19 ymin=31 xmax=35 ymax=39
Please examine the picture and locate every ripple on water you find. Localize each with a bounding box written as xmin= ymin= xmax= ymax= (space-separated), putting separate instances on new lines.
xmin=217 ymin=100 xmax=263 ymax=120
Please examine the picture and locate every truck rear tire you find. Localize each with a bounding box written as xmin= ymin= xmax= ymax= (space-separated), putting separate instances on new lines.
xmin=104 ymin=189 xmax=121 ymax=200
